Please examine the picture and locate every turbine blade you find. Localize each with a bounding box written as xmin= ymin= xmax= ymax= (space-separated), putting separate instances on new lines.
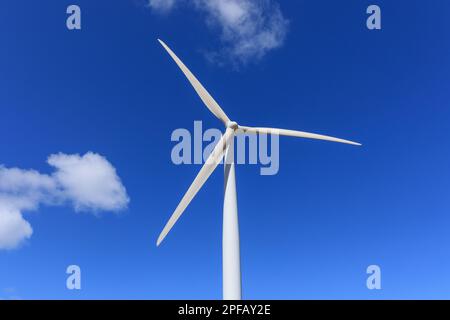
xmin=157 ymin=128 xmax=235 ymax=246
xmin=158 ymin=39 xmax=231 ymax=125
xmin=239 ymin=126 xmax=361 ymax=146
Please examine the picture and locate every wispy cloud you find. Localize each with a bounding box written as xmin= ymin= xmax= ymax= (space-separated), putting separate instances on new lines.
xmin=149 ymin=0 xmax=289 ymax=66
xmin=0 ymin=152 xmax=129 ymax=250
xmin=148 ymin=0 xmax=177 ymax=13
xmin=0 ymin=288 xmax=21 ymax=300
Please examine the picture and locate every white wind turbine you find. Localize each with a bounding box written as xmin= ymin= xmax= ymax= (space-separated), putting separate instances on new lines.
xmin=156 ymin=39 xmax=361 ymax=300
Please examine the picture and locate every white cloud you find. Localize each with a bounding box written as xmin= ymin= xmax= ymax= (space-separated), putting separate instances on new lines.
xmin=48 ymin=153 xmax=129 ymax=212
xmin=0 ymin=204 xmax=32 ymax=250
xmin=0 ymin=152 xmax=129 ymax=250
xmin=0 ymin=167 xmax=57 ymax=208
xmin=149 ymin=0 xmax=289 ymax=65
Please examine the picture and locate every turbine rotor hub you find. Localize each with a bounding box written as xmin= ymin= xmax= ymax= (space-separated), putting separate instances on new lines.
xmin=226 ymin=121 xmax=239 ymax=130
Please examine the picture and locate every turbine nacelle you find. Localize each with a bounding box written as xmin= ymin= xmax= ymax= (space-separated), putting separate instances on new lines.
xmin=226 ymin=121 xmax=239 ymax=130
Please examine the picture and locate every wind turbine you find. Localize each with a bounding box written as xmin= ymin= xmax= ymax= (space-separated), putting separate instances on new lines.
xmin=156 ymin=39 xmax=361 ymax=300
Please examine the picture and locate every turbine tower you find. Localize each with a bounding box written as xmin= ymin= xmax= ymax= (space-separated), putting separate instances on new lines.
xmin=156 ymin=39 xmax=361 ymax=300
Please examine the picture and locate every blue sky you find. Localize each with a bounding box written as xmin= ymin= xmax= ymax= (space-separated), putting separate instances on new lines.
xmin=1 ymin=0 xmax=450 ymax=299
